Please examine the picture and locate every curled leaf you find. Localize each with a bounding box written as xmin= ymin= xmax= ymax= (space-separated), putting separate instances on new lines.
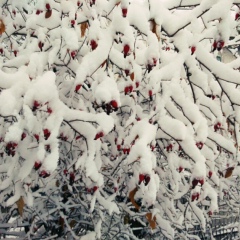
xmin=130 ymin=72 xmax=134 ymax=81
xmin=129 ymin=187 xmax=140 ymax=211
xmin=146 ymin=212 xmax=157 ymax=229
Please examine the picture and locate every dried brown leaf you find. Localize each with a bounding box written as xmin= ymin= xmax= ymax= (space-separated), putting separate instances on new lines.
xmin=80 ymin=22 xmax=88 ymax=37
xmin=146 ymin=212 xmax=157 ymax=229
xmin=129 ymin=187 xmax=140 ymax=211
xmin=225 ymin=167 xmax=234 ymax=178
xmin=16 ymin=197 xmax=24 ymax=217
xmin=45 ymin=10 xmax=52 ymax=19
xmin=150 ymin=19 xmax=160 ymax=41
xmin=0 ymin=19 xmax=5 ymax=35
xmin=130 ymin=72 xmax=134 ymax=81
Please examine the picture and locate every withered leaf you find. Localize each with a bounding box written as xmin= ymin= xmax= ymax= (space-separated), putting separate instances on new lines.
xmin=16 ymin=196 xmax=24 ymax=217
xmin=80 ymin=22 xmax=88 ymax=37
xmin=69 ymin=219 xmax=77 ymax=228
xmin=146 ymin=212 xmax=157 ymax=229
xmin=130 ymin=72 xmax=134 ymax=81
xmin=129 ymin=187 xmax=140 ymax=211
xmin=0 ymin=19 xmax=5 ymax=35
xmin=45 ymin=10 xmax=52 ymax=19
xmin=225 ymin=167 xmax=234 ymax=178
xmin=150 ymin=19 xmax=160 ymax=41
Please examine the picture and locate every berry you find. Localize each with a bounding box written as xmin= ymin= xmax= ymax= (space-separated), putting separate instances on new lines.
xmin=192 ymin=178 xmax=199 ymax=189
xmin=135 ymin=81 xmax=139 ymax=88
xmin=144 ymin=175 xmax=151 ymax=186
xmin=166 ymin=144 xmax=173 ymax=152
xmin=199 ymin=178 xmax=204 ymax=186
xmin=111 ymin=100 xmax=118 ymax=109
xmin=34 ymin=161 xmax=42 ymax=170
xmin=124 ymin=86 xmax=129 ymax=95
xmin=38 ymin=41 xmax=43 ymax=51
xmin=179 ymin=166 xmax=183 ymax=173
xmin=75 ymin=84 xmax=81 ymax=92
xmin=208 ymin=171 xmax=213 ymax=178
xmin=117 ymin=144 xmax=121 ymax=151
xmin=46 ymin=3 xmax=51 ymax=10
xmin=153 ymin=58 xmax=157 ymax=66
xmin=236 ymin=13 xmax=240 ymax=20
xmin=212 ymin=40 xmax=217 ymax=52
xmin=36 ymin=9 xmax=41 ymax=15
xmin=125 ymin=69 xmax=129 ymax=76
xmin=196 ymin=142 xmax=204 ymax=149
xmin=139 ymin=174 xmax=145 ymax=184
xmin=90 ymin=40 xmax=98 ymax=50
xmin=70 ymin=172 xmax=75 ymax=185
xmin=94 ymin=131 xmax=104 ymax=140
xmin=47 ymin=107 xmax=52 ymax=114
xmin=191 ymin=46 xmax=196 ymax=55
xmin=34 ymin=134 xmax=39 ymax=142
xmin=21 ymin=132 xmax=26 ymax=141
xmin=33 ymin=100 xmax=41 ymax=111
xmin=92 ymin=186 xmax=98 ymax=192
xmin=13 ymin=50 xmax=17 ymax=57
xmin=122 ymin=8 xmax=127 ymax=17
xmin=123 ymin=44 xmax=130 ymax=58
xmin=71 ymin=51 xmax=77 ymax=59
xmin=39 ymin=170 xmax=50 ymax=178
xmin=208 ymin=210 xmax=213 ymax=216
xmin=71 ymin=20 xmax=75 ymax=27
xmin=0 ymin=48 xmax=3 ymax=54
xmin=214 ymin=122 xmax=221 ymax=132
xmin=43 ymin=129 xmax=51 ymax=140
xmin=77 ymin=1 xmax=81 ymax=6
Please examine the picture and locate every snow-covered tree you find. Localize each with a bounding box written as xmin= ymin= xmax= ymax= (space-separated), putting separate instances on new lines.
xmin=1 ymin=0 xmax=240 ymax=239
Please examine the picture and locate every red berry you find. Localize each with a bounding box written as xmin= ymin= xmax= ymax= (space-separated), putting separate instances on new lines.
xmin=34 ymin=161 xmax=42 ymax=170
xmin=71 ymin=51 xmax=77 ymax=59
xmin=138 ymin=174 xmax=145 ymax=184
xmin=94 ymin=131 xmax=104 ymax=140
xmin=129 ymin=85 xmax=133 ymax=93
xmin=12 ymin=10 xmax=16 ymax=16
xmin=114 ymin=187 xmax=118 ymax=192
xmin=43 ymin=129 xmax=51 ymax=140
xmin=122 ymin=8 xmax=127 ymax=17
xmin=13 ymin=50 xmax=17 ymax=57
xmin=192 ymin=178 xmax=199 ymax=189
xmin=46 ymin=3 xmax=51 ymax=10
xmin=208 ymin=210 xmax=213 ymax=216
xmin=38 ymin=42 xmax=43 ymax=51
xmin=149 ymin=90 xmax=153 ymax=97
xmin=33 ymin=100 xmax=40 ymax=111
xmin=135 ymin=81 xmax=139 ymax=88
xmin=166 ymin=144 xmax=173 ymax=152
xmin=111 ymin=100 xmax=118 ymax=109
xmin=34 ymin=134 xmax=39 ymax=142
xmin=123 ymin=44 xmax=130 ymax=58
xmin=208 ymin=171 xmax=213 ymax=178
xmin=77 ymin=1 xmax=81 ymax=6
xmin=75 ymin=84 xmax=81 ymax=92
xmin=39 ymin=170 xmax=50 ymax=178
xmin=196 ymin=142 xmax=204 ymax=149
xmin=0 ymin=48 xmax=3 ymax=54
xmin=153 ymin=58 xmax=157 ymax=66
xmin=36 ymin=9 xmax=41 ymax=15
xmin=69 ymin=172 xmax=75 ymax=185
xmin=144 ymin=175 xmax=150 ymax=186
xmin=21 ymin=132 xmax=26 ymax=141
xmin=191 ymin=46 xmax=196 ymax=55
xmin=124 ymin=86 xmax=129 ymax=95
xmin=236 ymin=13 xmax=240 ymax=20
xmin=179 ymin=166 xmax=183 ymax=173
xmin=90 ymin=40 xmax=98 ymax=50
xmin=199 ymin=178 xmax=204 ymax=186
xmin=124 ymin=69 xmax=129 ymax=76
xmin=47 ymin=107 xmax=52 ymax=114
xmin=92 ymin=186 xmax=98 ymax=192
xmin=117 ymin=144 xmax=121 ymax=151
xmin=71 ymin=20 xmax=75 ymax=27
